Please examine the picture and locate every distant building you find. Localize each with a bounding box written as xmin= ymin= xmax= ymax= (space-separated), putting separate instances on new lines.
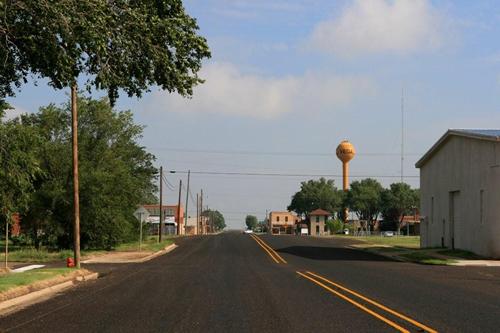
xmin=141 ymin=204 xmax=184 ymax=235
xmin=309 ymin=209 xmax=331 ymax=236
xmin=416 ymin=129 xmax=500 ymax=258
xmin=268 ymin=211 xmax=299 ymax=235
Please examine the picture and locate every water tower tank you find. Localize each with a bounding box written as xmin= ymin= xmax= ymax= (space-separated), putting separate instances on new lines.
xmin=336 ymin=140 xmax=356 ymax=163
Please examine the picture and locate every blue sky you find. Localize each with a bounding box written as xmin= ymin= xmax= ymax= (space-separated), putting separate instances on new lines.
xmin=6 ymin=0 xmax=500 ymax=228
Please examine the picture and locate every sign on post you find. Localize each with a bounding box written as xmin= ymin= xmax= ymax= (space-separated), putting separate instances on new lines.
xmin=134 ymin=206 xmax=150 ymax=251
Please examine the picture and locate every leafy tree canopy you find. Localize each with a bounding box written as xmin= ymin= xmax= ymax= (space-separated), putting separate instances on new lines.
xmin=288 ymin=178 xmax=343 ymax=216
xmin=381 ymin=182 xmax=419 ymax=231
xmin=202 ymin=209 xmax=226 ymax=232
xmin=0 ymin=117 xmax=41 ymax=223
xmin=345 ymin=178 xmax=384 ymax=225
xmin=20 ymin=96 xmax=157 ymax=249
xmin=0 ymin=0 xmax=211 ymax=103
xmin=245 ymin=215 xmax=258 ymax=230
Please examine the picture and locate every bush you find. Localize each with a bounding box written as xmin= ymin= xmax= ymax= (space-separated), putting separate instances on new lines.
xmin=326 ymin=219 xmax=344 ymax=234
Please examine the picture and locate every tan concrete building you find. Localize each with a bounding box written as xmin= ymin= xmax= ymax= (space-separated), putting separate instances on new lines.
xmin=268 ymin=211 xmax=299 ymax=234
xmin=416 ymin=129 xmax=500 ymax=258
xmin=309 ymin=209 xmax=331 ymax=236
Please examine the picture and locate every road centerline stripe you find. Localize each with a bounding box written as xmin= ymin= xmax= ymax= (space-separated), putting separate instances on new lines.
xmin=305 ymin=271 xmax=437 ymax=333
xmin=250 ymin=235 xmax=287 ymax=264
xmin=296 ymin=271 xmax=410 ymax=333
xmin=305 ymin=271 xmax=438 ymax=333
xmin=249 ymin=234 xmax=280 ymax=264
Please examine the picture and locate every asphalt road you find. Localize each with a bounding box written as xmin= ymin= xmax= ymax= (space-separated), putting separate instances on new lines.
xmin=1 ymin=231 xmax=500 ymax=332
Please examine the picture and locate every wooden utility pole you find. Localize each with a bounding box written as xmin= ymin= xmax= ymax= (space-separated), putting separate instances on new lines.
xmin=71 ymin=84 xmax=81 ymax=268
xmin=200 ymin=189 xmax=203 ymax=235
xmin=196 ymin=193 xmax=199 ymax=235
xmin=158 ymin=166 xmax=163 ymax=242
xmin=177 ymin=179 xmax=182 ymax=235
xmin=184 ymin=170 xmax=190 ymax=235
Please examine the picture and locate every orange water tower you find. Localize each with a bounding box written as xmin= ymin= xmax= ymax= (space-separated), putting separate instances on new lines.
xmin=336 ymin=140 xmax=356 ymax=222
xmin=336 ymin=140 xmax=356 ymax=191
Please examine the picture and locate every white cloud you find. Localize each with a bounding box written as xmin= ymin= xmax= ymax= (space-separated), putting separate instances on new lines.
xmin=149 ymin=62 xmax=375 ymax=119
xmin=309 ymin=0 xmax=445 ymax=57
xmin=3 ymin=105 xmax=27 ymax=120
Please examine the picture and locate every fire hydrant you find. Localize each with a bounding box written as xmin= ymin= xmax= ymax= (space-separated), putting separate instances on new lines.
xmin=66 ymin=257 xmax=75 ymax=268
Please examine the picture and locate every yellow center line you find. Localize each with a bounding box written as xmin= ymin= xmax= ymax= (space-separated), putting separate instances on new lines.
xmin=250 ymin=234 xmax=287 ymax=264
xmin=296 ymin=271 xmax=410 ymax=333
xmin=305 ymin=271 xmax=438 ymax=333
xmin=249 ymin=234 xmax=280 ymax=264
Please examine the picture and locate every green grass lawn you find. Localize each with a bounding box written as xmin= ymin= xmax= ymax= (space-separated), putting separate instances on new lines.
xmin=0 ymin=268 xmax=73 ymax=292
xmin=0 ymin=236 xmax=173 ymax=263
xmin=339 ymin=235 xmax=421 ymax=249
xmin=437 ymin=249 xmax=484 ymax=260
xmin=399 ymin=252 xmax=456 ymax=265
xmin=112 ymin=236 xmax=173 ymax=252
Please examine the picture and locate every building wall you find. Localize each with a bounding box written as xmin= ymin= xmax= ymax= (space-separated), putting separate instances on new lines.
xmin=310 ymin=215 xmax=328 ymax=236
xmin=420 ymin=136 xmax=500 ymax=258
xmin=269 ymin=212 xmax=297 ymax=234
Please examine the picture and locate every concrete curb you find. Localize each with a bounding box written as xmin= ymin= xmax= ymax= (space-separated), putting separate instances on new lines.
xmin=0 ymin=271 xmax=99 ymax=315
xmin=136 ymin=243 xmax=178 ymax=263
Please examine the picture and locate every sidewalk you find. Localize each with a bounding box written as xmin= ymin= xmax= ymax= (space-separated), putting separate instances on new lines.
xmin=82 ymin=243 xmax=177 ymax=263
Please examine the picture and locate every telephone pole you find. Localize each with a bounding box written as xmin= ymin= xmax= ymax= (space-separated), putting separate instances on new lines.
xmin=184 ymin=170 xmax=190 ymax=235
xmin=158 ymin=166 xmax=163 ymax=243
xmin=71 ymin=86 xmax=81 ymax=268
xmin=200 ymin=189 xmax=203 ymax=235
xmin=196 ymin=193 xmax=199 ymax=235
xmin=177 ymin=179 xmax=182 ymax=235
xmin=401 ymin=88 xmax=405 ymax=183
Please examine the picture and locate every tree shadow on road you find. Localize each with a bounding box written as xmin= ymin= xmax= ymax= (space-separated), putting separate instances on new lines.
xmin=276 ymin=246 xmax=396 ymax=262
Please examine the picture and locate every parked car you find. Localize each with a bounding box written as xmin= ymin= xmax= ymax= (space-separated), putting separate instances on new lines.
xmin=382 ymin=231 xmax=394 ymax=237
xmin=343 ymin=228 xmax=350 ymax=235
xmin=244 ymin=229 xmax=253 ymax=234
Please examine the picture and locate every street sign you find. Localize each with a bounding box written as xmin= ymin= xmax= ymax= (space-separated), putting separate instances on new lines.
xmin=134 ymin=206 xmax=150 ymax=252
xmin=134 ymin=206 xmax=150 ymax=221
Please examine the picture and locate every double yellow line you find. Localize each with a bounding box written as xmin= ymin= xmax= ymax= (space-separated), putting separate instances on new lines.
xmin=249 ymin=234 xmax=287 ymax=264
xmin=297 ymin=271 xmax=438 ymax=333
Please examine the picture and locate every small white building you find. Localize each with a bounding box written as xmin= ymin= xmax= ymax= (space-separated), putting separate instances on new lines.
xmin=415 ymin=129 xmax=500 ymax=258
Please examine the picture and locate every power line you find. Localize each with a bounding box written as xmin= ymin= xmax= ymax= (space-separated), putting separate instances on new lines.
xmin=161 ymin=174 xmax=175 ymax=190
xmin=152 ymin=147 xmax=422 ymax=157
xmin=169 ymin=170 xmax=419 ymax=179
xmin=181 ymin=183 xmax=196 ymax=206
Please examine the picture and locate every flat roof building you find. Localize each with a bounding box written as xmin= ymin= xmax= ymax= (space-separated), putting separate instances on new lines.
xmin=416 ymin=129 xmax=500 ymax=258
xmin=268 ymin=211 xmax=299 ymax=235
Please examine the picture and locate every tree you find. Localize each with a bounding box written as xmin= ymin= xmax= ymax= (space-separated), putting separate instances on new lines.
xmin=202 ymin=209 xmax=226 ymax=232
xmin=381 ymin=183 xmax=420 ymax=234
xmin=245 ymin=215 xmax=258 ymax=230
xmin=325 ymin=219 xmax=344 ymax=235
xmin=0 ymin=114 xmax=41 ymax=267
xmin=288 ymin=178 xmax=343 ymax=217
xmin=1 ymin=1 xmax=210 ymax=266
xmin=21 ymin=97 xmax=157 ymax=249
xmin=345 ymin=178 xmax=384 ymax=232
xmin=257 ymin=220 xmax=268 ymax=233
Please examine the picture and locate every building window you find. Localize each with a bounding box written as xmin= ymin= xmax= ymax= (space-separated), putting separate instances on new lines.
xmin=285 ymin=216 xmax=288 ymax=222
xmin=324 ymin=225 xmax=328 ymax=232
xmin=276 ymin=216 xmax=280 ymax=222
xmin=316 ymin=216 xmax=319 ymax=222
xmin=480 ymin=190 xmax=484 ymax=225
